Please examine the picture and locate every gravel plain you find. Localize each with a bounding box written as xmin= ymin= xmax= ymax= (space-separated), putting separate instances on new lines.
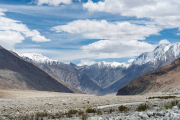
xmin=1 ymin=89 xmax=180 ymax=120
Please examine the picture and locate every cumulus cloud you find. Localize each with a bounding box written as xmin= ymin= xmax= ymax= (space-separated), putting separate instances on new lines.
xmin=159 ymin=39 xmax=170 ymax=45
xmin=81 ymin=40 xmax=156 ymax=57
xmin=77 ymin=59 xmax=96 ymax=66
xmin=52 ymin=19 xmax=162 ymax=40
xmin=83 ymin=0 xmax=180 ymax=29
xmin=0 ymin=31 xmax=24 ymax=49
xmin=34 ymin=0 xmax=72 ymax=6
xmin=51 ymin=19 xmax=162 ymax=60
xmin=128 ymin=59 xmax=135 ymax=64
xmin=0 ymin=9 xmax=50 ymax=49
xmin=177 ymin=33 xmax=180 ymax=35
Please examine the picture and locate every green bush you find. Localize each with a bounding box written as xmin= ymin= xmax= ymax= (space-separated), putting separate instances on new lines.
xmin=86 ymin=108 xmax=96 ymax=113
xmin=164 ymin=105 xmax=172 ymax=109
xmin=118 ymin=105 xmax=128 ymax=112
xmin=109 ymin=109 xmax=115 ymax=113
xmin=148 ymin=96 xmax=176 ymax=99
xmin=136 ymin=104 xmax=149 ymax=111
xmin=68 ymin=110 xmax=78 ymax=115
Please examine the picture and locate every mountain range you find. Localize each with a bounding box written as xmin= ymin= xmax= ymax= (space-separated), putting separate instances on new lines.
xmin=102 ymin=43 xmax=180 ymax=95
xmin=20 ymin=42 xmax=180 ymax=95
xmin=0 ymin=46 xmax=82 ymax=94
xmin=21 ymin=53 xmax=102 ymax=94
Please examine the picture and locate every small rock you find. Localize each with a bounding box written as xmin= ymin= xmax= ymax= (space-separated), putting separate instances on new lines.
xmin=173 ymin=106 xmax=178 ymax=110
xmin=165 ymin=113 xmax=170 ymax=117
xmin=147 ymin=111 xmax=154 ymax=117
xmin=142 ymin=114 xmax=149 ymax=119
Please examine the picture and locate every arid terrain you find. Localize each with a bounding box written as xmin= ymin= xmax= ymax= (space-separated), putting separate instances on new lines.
xmin=1 ymin=89 xmax=180 ymax=119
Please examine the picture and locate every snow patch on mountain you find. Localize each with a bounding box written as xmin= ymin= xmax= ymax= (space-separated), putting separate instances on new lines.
xmin=78 ymin=60 xmax=129 ymax=68
xmin=133 ymin=43 xmax=180 ymax=66
xmin=20 ymin=53 xmax=59 ymax=64
xmin=95 ymin=61 xmax=129 ymax=68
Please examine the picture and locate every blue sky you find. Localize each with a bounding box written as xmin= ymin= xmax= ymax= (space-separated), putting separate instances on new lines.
xmin=0 ymin=0 xmax=180 ymax=65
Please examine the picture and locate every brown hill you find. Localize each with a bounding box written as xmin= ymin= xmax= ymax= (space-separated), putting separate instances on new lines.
xmin=0 ymin=46 xmax=80 ymax=93
xmin=117 ymin=57 xmax=180 ymax=95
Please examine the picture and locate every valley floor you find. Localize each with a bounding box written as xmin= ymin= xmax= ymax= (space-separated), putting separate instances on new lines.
xmin=1 ymin=89 xmax=180 ymax=119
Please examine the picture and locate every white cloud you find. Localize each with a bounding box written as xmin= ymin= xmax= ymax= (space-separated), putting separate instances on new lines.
xmin=81 ymin=40 xmax=156 ymax=57
xmin=52 ymin=19 xmax=162 ymax=40
xmin=77 ymin=59 xmax=96 ymax=66
xmin=0 ymin=31 xmax=24 ymax=49
xmin=34 ymin=0 xmax=72 ymax=6
xmin=128 ymin=59 xmax=135 ymax=63
xmin=0 ymin=9 xmax=50 ymax=49
xmin=177 ymin=33 xmax=180 ymax=35
xmin=51 ymin=19 xmax=162 ymax=60
xmin=83 ymin=0 xmax=180 ymax=29
xmin=159 ymin=39 xmax=170 ymax=45
xmin=0 ymin=8 xmax=6 ymax=16
xmin=15 ymin=40 xmax=155 ymax=63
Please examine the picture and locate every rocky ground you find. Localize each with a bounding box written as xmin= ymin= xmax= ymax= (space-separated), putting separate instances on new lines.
xmin=1 ymin=89 xmax=180 ymax=120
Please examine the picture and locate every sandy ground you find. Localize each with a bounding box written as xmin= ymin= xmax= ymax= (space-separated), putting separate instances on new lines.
xmin=1 ymin=89 xmax=180 ymax=117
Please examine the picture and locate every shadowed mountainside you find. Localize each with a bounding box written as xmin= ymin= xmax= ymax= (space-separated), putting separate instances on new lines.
xmin=0 ymin=46 xmax=81 ymax=93
xmin=117 ymin=57 xmax=180 ymax=95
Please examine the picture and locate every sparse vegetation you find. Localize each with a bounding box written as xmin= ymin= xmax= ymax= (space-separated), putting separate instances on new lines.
xmin=178 ymin=104 xmax=180 ymax=109
xmin=136 ymin=104 xmax=149 ymax=111
xmin=86 ymin=108 xmax=96 ymax=113
xmin=109 ymin=109 xmax=115 ymax=113
xmin=78 ymin=111 xmax=84 ymax=116
xmin=36 ymin=111 xmax=48 ymax=118
xmin=81 ymin=114 xmax=88 ymax=120
xmin=68 ymin=109 xmax=78 ymax=115
xmin=64 ymin=109 xmax=78 ymax=118
xmin=153 ymin=105 xmax=158 ymax=107
xmin=148 ymin=96 xmax=176 ymax=99
xmin=118 ymin=105 xmax=129 ymax=112
xmin=164 ymin=100 xmax=179 ymax=109
xmin=97 ymin=110 xmax=102 ymax=115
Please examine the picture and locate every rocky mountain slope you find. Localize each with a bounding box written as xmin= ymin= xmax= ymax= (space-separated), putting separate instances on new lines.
xmin=102 ymin=43 xmax=180 ymax=95
xmin=80 ymin=62 xmax=128 ymax=88
xmin=0 ymin=46 xmax=80 ymax=93
xmin=21 ymin=53 xmax=102 ymax=94
xmin=117 ymin=56 xmax=180 ymax=95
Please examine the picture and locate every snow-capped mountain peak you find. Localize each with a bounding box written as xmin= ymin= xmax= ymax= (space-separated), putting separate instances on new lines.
xmin=20 ymin=53 xmax=58 ymax=64
xmin=133 ymin=42 xmax=180 ymax=66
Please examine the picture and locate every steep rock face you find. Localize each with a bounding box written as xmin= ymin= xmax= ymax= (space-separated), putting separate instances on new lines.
xmin=0 ymin=46 xmax=74 ymax=93
xmin=21 ymin=54 xmax=102 ymax=94
xmin=117 ymin=57 xmax=180 ymax=95
xmin=103 ymin=43 xmax=180 ymax=95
